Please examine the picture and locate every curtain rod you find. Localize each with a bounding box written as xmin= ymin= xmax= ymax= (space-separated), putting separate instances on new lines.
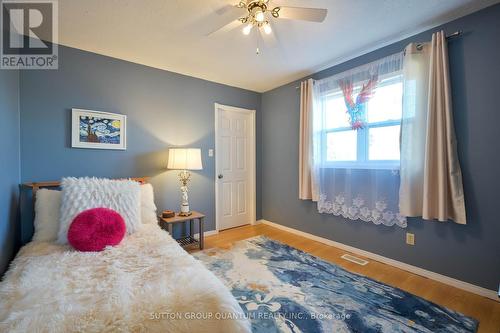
xmin=295 ymin=30 xmax=462 ymax=89
xmin=446 ymin=30 xmax=462 ymax=39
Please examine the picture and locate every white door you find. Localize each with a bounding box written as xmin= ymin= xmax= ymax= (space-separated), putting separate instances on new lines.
xmin=215 ymin=103 xmax=255 ymax=231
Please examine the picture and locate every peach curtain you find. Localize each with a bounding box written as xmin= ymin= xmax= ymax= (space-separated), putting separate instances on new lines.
xmin=299 ymin=78 xmax=318 ymax=201
xmin=400 ymin=31 xmax=467 ymax=224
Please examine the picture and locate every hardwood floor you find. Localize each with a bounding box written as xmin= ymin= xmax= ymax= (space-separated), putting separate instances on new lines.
xmin=196 ymin=223 xmax=500 ymax=333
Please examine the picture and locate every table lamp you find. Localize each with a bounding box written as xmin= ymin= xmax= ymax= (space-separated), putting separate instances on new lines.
xmin=167 ymin=148 xmax=203 ymax=216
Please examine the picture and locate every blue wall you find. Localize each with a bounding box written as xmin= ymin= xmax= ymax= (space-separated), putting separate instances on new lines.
xmin=261 ymin=4 xmax=500 ymax=290
xmin=19 ymin=45 xmax=262 ymax=240
xmin=0 ymin=69 xmax=20 ymax=276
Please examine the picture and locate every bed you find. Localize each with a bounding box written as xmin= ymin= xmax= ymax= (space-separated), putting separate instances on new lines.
xmin=0 ymin=178 xmax=250 ymax=333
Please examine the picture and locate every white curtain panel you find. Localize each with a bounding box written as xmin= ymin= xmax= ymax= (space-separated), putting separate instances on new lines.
xmin=399 ymin=31 xmax=467 ymax=224
xmin=299 ymin=78 xmax=318 ymax=201
xmin=312 ymin=53 xmax=407 ymax=227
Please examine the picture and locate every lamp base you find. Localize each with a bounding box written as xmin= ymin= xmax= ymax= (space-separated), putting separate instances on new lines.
xmin=179 ymin=202 xmax=191 ymax=216
xmin=178 ymin=172 xmax=192 ymax=217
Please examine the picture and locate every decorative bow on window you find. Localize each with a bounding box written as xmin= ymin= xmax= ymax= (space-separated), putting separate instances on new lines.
xmin=338 ymin=75 xmax=379 ymax=130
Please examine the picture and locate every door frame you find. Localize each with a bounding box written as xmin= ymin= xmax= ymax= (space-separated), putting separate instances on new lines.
xmin=214 ymin=103 xmax=256 ymax=232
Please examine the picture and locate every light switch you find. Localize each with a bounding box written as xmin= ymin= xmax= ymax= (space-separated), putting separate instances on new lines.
xmin=208 ymin=149 xmax=214 ymax=157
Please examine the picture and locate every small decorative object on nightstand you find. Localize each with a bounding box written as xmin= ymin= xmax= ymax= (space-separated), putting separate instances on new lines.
xmin=159 ymin=211 xmax=205 ymax=250
xmin=167 ymin=148 xmax=203 ymax=216
xmin=162 ymin=210 xmax=175 ymax=218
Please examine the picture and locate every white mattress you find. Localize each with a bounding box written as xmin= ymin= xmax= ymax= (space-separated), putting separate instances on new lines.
xmin=0 ymin=224 xmax=250 ymax=333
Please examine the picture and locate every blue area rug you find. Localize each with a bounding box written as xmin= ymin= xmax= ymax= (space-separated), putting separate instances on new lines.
xmin=194 ymin=236 xmax=478 ymax=333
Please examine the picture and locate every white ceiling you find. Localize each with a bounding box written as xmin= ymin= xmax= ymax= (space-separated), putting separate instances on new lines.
xmin=57 ymin=0 xmax=499 ymax=92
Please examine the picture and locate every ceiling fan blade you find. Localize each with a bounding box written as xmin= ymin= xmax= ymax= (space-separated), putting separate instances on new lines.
xmin=207 ymin=19 xmax=242 ymax=36
xmin=276 ymin=6 xmax=327 ymax=22
xmin=214 ymin=3 xmax=243 ymax=16
xmin=205 ymin=5 xmax=246 ymax=36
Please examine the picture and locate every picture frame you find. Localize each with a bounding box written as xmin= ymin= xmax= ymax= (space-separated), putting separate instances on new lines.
xmin=71 ymin=108 xmax=127 ymax=150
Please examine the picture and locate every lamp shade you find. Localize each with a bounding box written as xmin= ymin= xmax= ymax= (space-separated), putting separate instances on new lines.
xmin=167 ymin=148 xmax=203 ymax=170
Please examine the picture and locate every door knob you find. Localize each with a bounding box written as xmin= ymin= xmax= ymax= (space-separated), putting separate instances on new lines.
xmin=218 ymin=174 xmax=223 ymax=179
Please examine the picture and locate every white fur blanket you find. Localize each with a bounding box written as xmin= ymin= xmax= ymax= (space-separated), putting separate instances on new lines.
xmin=0 ymin=224 xmax=251 ymax=333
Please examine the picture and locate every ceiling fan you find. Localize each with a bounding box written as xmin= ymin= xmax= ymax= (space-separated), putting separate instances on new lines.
xmin=208 ymin=0 xmax=328 ymax=38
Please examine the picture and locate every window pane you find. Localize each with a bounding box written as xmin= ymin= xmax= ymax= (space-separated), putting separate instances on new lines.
xmin=367 ymin=81 xmax=402 ymax=123
xmin=326 ymin=131 xmax=357 ymax=161
xmin=325 ymin=95 xmax=350 ymax=129
xmin=369 ymin=125 xmax=400 ymax=160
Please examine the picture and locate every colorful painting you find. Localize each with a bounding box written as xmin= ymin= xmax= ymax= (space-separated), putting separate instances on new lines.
xmin=71 ymin=109 xmax=127 ymax=150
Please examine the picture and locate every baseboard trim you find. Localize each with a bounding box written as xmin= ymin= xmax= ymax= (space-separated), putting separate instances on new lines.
xmin=257 ymin=219 xmax=499 ymax=302
xmin=194 ymin=230 xmax=219 ymax=239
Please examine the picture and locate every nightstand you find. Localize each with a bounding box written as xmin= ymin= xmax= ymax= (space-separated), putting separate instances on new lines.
xmin=158 ymin=211 xmax=205 ymax=250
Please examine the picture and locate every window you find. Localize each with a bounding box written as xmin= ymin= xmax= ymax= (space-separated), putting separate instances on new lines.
xmin=310 ymin=52 xmax=407 ymax=227
xmin=321 ymin=73 xmax=402 ymax=169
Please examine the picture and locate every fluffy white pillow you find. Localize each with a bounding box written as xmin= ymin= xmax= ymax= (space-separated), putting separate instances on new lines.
xmin=58 ymin=177 xmax=141 ymax=244
xmin=32 ymin=181 xmax=156 ymax=242
xmin=33 ymin=189 xmax=61 ymax=242
xmin=140 ymin=183 xmax=158 ymax=224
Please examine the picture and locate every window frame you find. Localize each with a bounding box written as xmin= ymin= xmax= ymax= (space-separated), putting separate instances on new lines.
xmin=320 ymin=73 xmax=403 ymax=170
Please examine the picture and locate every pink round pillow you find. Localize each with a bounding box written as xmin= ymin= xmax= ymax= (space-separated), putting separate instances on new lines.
xmin=68 ymin=208 xmax=126 ymax=252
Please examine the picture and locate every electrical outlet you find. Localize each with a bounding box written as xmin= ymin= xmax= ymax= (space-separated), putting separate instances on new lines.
xmin=406 ymin=233 xmax=415 ymax=245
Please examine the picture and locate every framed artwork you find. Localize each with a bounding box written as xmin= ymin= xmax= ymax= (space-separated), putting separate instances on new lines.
xmin=71 ymin=108 xmax=127 ymax=150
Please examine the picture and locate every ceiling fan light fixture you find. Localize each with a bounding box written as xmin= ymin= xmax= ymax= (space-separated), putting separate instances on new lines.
xmin=263 ymin=22 xmax=272 ymax=34
xmin=242 ymin=23 xmax=253 ymax=35
xmin=271 ymin=7 xmax=280 ymax=18
xmin=255 ymin=10 xmax=265 ymax=22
